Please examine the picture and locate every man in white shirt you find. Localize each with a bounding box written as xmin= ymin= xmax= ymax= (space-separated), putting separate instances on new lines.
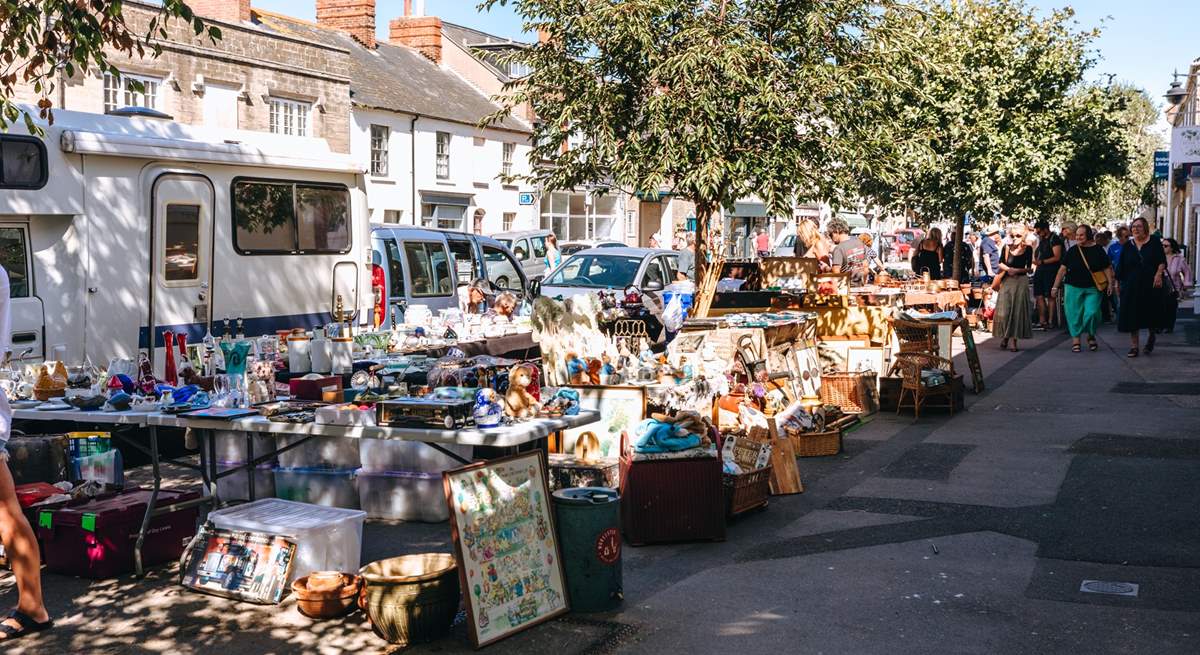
xmin=0 ymin=266 xmax=53 ymax=641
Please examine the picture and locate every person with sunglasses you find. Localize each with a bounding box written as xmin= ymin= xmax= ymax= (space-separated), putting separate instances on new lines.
xmin=991 ymin=226 xmax=1034 ymax=352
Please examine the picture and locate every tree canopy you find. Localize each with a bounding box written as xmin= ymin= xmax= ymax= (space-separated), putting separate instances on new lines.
xmin=0 ymin=0 xmax=220 ymax=132
xmin=858 ymin=0 xmax=1132 ymax=227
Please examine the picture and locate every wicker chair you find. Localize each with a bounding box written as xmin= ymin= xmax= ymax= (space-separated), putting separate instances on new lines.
xmin=889 ymin=352 xmax=957 ymax=418
xmin=890 ymin=318 xmax=939 ymax=355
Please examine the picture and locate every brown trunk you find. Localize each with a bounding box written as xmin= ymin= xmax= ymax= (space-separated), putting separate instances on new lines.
xmin=692 ymin=203 xmax=723 ymax=318
xmin=952 ymin=213 xmax=966 ymax=281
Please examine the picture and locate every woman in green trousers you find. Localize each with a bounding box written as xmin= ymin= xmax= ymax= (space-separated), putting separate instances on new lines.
xmin=1052 ymin=225 xmax=1115 ymax=353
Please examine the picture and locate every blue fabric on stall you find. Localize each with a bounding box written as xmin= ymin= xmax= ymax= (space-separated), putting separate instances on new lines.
xmin=634 ymin=419 xmax=702 ymax=453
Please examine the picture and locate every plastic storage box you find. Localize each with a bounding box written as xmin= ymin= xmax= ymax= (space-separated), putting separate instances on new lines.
xmin=6 ymin=435 xmax=69 ymax=485
xmin=36 ymin=488 xmax=201 ymax=578
xmin=276 ymin=434 xmax=360 ymax=470
xmin=355 ymin=469 xmax=447 ymax=522
xmin=358 ymin=439 xmax=472 ymax=474
xmin=208 ymin=498 xmax=366 ymax=584
xmin=210 ymin=431 xmax=278 ymax=464
xmin=210 ymin=462 xmax=275 ymax=502
xmin=273 ymin=467 xmax=359 ymax=509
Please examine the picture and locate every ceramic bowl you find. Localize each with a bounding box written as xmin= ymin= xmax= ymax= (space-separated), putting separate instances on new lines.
xmin=292 ymin=572 xmax=362 ymax=620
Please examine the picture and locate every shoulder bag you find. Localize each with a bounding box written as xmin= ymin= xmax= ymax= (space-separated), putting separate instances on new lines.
xmin=1077 ymin=245 xmax=1108 ymax=293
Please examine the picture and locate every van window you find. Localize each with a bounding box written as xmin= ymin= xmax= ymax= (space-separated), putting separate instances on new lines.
xmin=404 ymin=242 xmax=452 ymax=297
xmin=0 ymin=136 xmax=48 ymax=190
xmin=232 ymin=179 xmax=351 ymax=254
xmin=0 ymin=227 xmax=31 ymax=298
xmin=384 ymin=239 xmax=406 ymax=299
xmin=513 ymin=239 xmax=529 ymax=260
xmin=447 ymin=238 xmax=477 ymax=282
xmin=482 ymin=244 xmax=522 ymax=291
xmin=531 ymin=236 xmax=547 ymax=258
xmin=164 ymin=205 xmax=200 ymax=282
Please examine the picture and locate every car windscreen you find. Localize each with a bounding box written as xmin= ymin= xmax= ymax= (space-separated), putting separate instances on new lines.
xmin=543 ymin=254 xmax=642 ymax=288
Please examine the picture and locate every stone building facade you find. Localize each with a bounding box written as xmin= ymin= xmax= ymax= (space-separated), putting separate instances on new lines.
xmin=13 ymin=0 xmax=352 ymax=153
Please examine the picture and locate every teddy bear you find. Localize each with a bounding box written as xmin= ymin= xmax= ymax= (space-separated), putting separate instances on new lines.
xmin=504 ymin=364 xmax=542 ymax=419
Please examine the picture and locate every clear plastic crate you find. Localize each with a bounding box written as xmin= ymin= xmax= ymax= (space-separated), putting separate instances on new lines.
xmin=358 ymin=439 xmax=472 ymax=474
xmin=209 ymin=431 xmax=278 ymax=464
xmin=273 ymin=467 xmax=359 ymax=510
xmin=209 ymin=461 xmax=275 ymax=502
xmin=276 ymin=434 xmax=360 ymax=470
xmin=208 ymin=498 xmax=366 ymax=584
xmin=355 ymin=469 xmax=448 ymax=522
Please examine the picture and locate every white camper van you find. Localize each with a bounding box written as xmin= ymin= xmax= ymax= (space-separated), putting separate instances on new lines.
xmin=0 ymin=108 xmax=370 ymax=374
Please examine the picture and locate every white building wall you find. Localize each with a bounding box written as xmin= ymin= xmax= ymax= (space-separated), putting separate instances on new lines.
xmin=352 ymin=108 xmax=415 ymax=224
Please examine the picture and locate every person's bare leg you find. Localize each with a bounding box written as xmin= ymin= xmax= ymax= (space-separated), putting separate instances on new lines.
xmin=1036 ymin=297 xmax=1047 ymax=326
xmin=0 ymin=460 xmax=49 ymax=638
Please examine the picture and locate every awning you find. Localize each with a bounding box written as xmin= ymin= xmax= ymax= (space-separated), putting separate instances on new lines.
xmin=421 ymin=192 xmax=473 ymax=206
xmin=732 ymin=201 xmax=768 ymax=217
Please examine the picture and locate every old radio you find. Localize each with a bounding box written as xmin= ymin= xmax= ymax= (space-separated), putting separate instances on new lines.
xmin=376 ymin=397 xmax=475 ymax=429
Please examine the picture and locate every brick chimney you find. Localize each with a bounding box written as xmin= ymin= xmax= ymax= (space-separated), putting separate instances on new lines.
xmin=189 ymin=0 xmax=252 ymax=24
xmin=389 ymin=0 xmax=443 ymax=63
xmin=316 ymin=0 xmax=377 ymax=49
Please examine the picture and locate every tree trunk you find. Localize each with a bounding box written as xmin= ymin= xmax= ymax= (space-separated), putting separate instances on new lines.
xmin=695 ymin=203 xmax=711 ymax=285
xmin=952 ymin=212 xmax=966 ymax=281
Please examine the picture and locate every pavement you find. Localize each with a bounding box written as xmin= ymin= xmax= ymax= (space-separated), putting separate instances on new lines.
xmin=4 ymin=309 xmax=1200 ymax=654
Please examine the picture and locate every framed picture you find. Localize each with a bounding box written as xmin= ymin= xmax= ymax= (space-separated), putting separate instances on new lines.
xmin=444 ymin=452 xmax=569 ymax=648
xmin=846 ymin=347 xmax=886 ymax=375
xmin=179 ymin=527 xmax=297 ymax=604
xmin=817 ymin=338 xmax=868 ymax=374
xmin=558 ymin=386 xmax=646 ymax=458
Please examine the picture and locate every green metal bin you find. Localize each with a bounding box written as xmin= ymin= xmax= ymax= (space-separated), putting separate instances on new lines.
xmin=552 ymin=487 xmax=623 ymax=612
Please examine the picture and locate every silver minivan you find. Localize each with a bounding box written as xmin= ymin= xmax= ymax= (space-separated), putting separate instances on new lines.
xmin=370 ymin=226 xmax=528 ymax=324
xmin=495 ymin=229 xmax=555 ymax=281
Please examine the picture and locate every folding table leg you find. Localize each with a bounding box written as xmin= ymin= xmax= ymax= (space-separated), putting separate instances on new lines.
xmin=134 ymin=426 xmax=161 ymax=578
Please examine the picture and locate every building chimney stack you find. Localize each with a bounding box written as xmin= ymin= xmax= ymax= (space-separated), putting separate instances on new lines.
xmin=389 ymin=10 xmax=443 ymax=64
xmin=190 ymin=0 xmax=252 ymax=24
xmin=316 ymin=0 xmax=377 ymax=49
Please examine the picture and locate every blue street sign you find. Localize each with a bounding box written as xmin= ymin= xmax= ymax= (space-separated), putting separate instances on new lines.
xmin=519 ymin=192 xmax=535 ymax=205
xmin=1154 ymin=151 xmax=1170 ymax=179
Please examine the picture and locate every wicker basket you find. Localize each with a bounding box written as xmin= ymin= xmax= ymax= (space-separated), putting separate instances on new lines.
xmin=819 ymin=372 xmax=878 ymax=414
xmin=786 ymin=429 xmax=842 ymax=457
xmin=723 ymin=466 xmax=772 ymax=517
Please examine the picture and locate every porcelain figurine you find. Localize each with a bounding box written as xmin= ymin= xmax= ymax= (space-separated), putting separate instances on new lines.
xmin=473 ymin=388 xmax=503 ymax=428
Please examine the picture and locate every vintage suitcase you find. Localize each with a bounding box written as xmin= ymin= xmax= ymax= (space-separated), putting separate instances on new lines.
xmin=5 ymin=435 xmax=69 ymax=485
xmin=37 ymin=488 xmax=200 ymax=578
xmin=547 ymin=454 xmax=619 ymax=491
xmin=618 ymin=435 xmax=725 ymax=545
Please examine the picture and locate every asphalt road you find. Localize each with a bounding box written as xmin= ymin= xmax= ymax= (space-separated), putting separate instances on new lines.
xmin=4 ymin=311 xmax=1200 ymax=654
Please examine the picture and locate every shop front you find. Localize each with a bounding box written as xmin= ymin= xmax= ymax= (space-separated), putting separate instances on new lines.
xmin=539 ymin=190 xmax=627 ymax=242
xmin=419 ymin=192 xmax=474 ymax=232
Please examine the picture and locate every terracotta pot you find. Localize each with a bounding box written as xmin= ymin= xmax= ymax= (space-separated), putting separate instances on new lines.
xmin=292 ymin=573 xmax=362 ymax=620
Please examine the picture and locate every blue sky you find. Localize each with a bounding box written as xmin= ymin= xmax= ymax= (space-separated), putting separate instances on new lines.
xmin=256 ymin=0 xmax=1197 ymax=123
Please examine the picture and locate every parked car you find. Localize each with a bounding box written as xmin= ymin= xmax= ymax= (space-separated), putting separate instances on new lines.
xmin=370 ymin=226 xmax=528 ymax=324
xmin=774 ymin=233 xmax=798 ymax=257
xmin=536 ymin=247 xmax=680 ymax=341
xmin=495 ymin=229 xmax=555 ymax=281
xmin=559 ymin=240 xmax=625 ymax=256
xmin=890 ymin=229 xmax=925 ymax=260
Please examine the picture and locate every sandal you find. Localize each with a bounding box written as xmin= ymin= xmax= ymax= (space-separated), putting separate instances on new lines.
xmin=1071 ymin=344 xmax=1081 ymax=353
xmin=1127 ymin=348 xmax=1139 ymax=358
xmin=1088 ymin=339 xmax=1098 ymax=352
xmin=0 ymin=610 xmax=53 ymax=641
xmin=1144 ymin=336 xmax=1156 ymax=355
xmin=1010 ymin=342 xmax=1019 ymax=353
xmin=999 ymin=338 xmax=1009 ymax=350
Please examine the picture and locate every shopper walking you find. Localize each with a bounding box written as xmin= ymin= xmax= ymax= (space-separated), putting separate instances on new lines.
xmin=992 ymin=226 xmax=1033 ymax=351
xmin=830 ymin=218 xmax=872 ymax=285
xmin=755 ymin=228 xmax=771 ymax=259
xmin=545 ymin=233 xmax=562 ymax=272
xmin=677 ymin=231 xmax=697 ymax=282
xmin=911 ymin=237 xmax=943 ymax=280
xmin=1115 ymin=217 xmax=1168 ymax=357
xmin=0 ymin=265 xmax=53 ymax=641
xmin=1107 ymin=225 xmax=1128 ymax=319
xmin=942 ymin=236 xmax=975 ymax=284
xmin=1052 ymin=225 xmax=1114 ymax=353
xmin=980 ymin=228 xmax=1002 ymax=279
xmin=1162 ymin=238 xmax=1193 ymax=332
xmin=796 ymin=220 xmax=830 ymax=264
xmin=1031 ymin=220 xmax=1064 ymax=330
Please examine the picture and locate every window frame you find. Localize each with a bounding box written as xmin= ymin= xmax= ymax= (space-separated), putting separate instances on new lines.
xmin=502 ymin=212 xmax=516 ymax=231
xmin=482 ymin=243 xmax=527 ymax=292
xmin=0 ymin=224 xmax=34 ymax=299
xmin=103 ymin=71 xmax=161 ymax=113
xmin=0 ymin=135 xmax=48 ymax=190
xmin=268 ymin=97 xmax=311 ymax=137
xmin=230 ymin=176 xmax=353 ymax=256
xmin=502 ymin=142 xmax=515 ymax=177
xmin=403 ymin=240 xmax=454 ymax=298
xmin=369 ymin=124 xmax=390 ymax=177
xmin=161 ymin=203 xmax=203 ymax=286
xmin=435 ymin=131 xmax=451 ymax=179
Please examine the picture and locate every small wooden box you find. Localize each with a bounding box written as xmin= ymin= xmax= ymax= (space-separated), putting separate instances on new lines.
xmin=547 ymin=454 xmax=619 ymax=490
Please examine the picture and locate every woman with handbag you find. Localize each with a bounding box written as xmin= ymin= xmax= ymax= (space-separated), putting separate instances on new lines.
xmin=1115 ymin=217 xmax=1169 ymax=357
xmin=1163 ymin=238 xmax=1193 ymax=332
xmin=1052 ymin=225 xmax=1114 ymax=353
xmin=991 ymin=226 xmax=1034 ymax=352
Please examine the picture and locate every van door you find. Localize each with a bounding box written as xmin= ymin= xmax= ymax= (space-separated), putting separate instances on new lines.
xmin=445 ymin=234 xmax=480 ymax=289
xmin=400 ymin=239 xmax=456 ymax=312
xmin=0 ymin=224 xmax=44 ymax=361
xmin=150 ymin=174 xmax=212 ymax=372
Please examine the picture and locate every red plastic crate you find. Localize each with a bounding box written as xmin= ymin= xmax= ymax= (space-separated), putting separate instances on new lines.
xmin=619 ymin=435 xmax=725 ymax=546
xmin=36 ymin=488 xmax=200 ymax=578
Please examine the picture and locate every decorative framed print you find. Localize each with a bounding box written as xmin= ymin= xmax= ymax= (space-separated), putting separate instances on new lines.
xmin=444 ymin=452 xmax=569 ymax=648
xmin=558 ymin=386 xmax=646 ymax=458
xmin=846 ymin=347 xmax=886 ymax=375
xmin=179 ymin=526 xmax=296 ymax=605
